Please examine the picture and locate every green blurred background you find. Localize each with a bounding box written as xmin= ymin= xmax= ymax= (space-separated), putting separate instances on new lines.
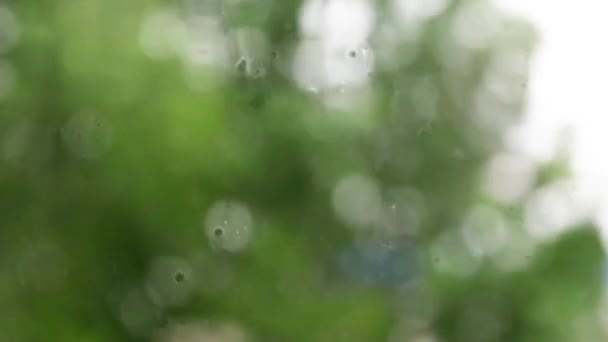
xmin=0 ymin=0 xmax=605 ymax=341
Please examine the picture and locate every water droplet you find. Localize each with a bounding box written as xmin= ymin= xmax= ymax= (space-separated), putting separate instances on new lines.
xmin=234 ymin=56 xmax=267 ymax=79
xmin=204 ymin=200 xmax=253 ymax=252
xmin=236 ymin=57 xmax=247 ymax=73
xmin=249 ymin=61 xmax=266 ymax=78
xmin=174 ymin=271 xmax=186 ymax=283
xmin=326 ymin=45 xmax=374 ymax=89
xmin=229 ymin=27 xmax=269 ymax=79
xmin=145 ymin=257 xmax=195 ymax=307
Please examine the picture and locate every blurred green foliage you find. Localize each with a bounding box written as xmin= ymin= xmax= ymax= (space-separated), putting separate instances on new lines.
xmin=0 ymin=0 xmax=605 ymax=341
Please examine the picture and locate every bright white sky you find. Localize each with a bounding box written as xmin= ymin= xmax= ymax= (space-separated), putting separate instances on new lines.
xmin=493 ymin=0 xmax=608 ymax=245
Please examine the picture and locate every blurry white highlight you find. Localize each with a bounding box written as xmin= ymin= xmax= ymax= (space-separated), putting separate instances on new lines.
xmin=494 ymin=0 xmax=608 ymax=246
xmin=524 ymin=181 xmax=588 ymax=241
xmin=461 ymin=205 xmax=509 ymax=257
xmin=293 ymin=0 xmax=375 ymax=94
xmin=332 ymin=173 xmax=382 ymax=228
xmin=485 ymin=50 xmax=529 ymax=104
xmin=323 ymin=0 xmax=375 ymax=48
xmin=482 ymin=152 xmax=536 ymax=204
xmin=139 ymin=8 xmax=187 ymax=60
xmin=181 ymin=16 xmax=229 ymax=68
xmin=472 ymin=49 xmax=530 ymax=136
xmin=299 ymin=0 xmax=374 ymax=46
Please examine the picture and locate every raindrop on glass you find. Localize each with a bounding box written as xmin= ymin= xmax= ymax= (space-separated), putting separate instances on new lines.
xmin=234 ymin=57 xmax=267 ymax=79
xmin=204 ymin=200 xmax=253 ymax=252
xmin=229 ymin=27 xmax=269 ymax=79
xmin=145 ymin=257 xmax=195 ymax=307
xmin=236 ymin=57 xmax=247 ymax=73
xmin=325 ymin=45 xmax=374 ymax=88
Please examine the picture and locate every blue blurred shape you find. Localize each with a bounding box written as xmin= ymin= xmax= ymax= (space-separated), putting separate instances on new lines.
xmin=336 ymin=237 xmax=421 ymax=288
